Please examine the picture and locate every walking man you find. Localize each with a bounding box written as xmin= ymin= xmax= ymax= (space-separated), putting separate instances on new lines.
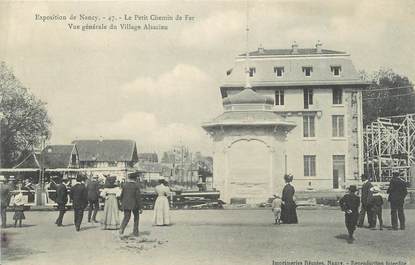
xmin=71 ymin=175 xmax=88 ymax=232
xmin=55 ymin=177 xmax=69 ymax=227
xmin=339 ymin=185 xmax=360 ymax=243
xmin=119 ymin=174 xmax=142 ymax=237
xmin=0 ymin=175 xmax=11 ymax=228
xmin=357 ymin=174 xmax=374 ymax=228
xmin=387 ymin=172 xmax=408 ymax=230
xmin=87 ymin=175 xmax=100 ymax=223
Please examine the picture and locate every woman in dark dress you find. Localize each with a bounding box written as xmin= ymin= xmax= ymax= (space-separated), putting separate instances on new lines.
xmin=280 ymin=174 xmax=298 ymax=224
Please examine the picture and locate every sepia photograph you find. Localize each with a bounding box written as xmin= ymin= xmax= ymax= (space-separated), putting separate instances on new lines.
xmin=0 ymin=0 xmax=414 ymax=264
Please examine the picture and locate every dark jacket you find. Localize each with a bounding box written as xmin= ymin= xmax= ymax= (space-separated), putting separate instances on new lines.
xmin=86 ymin=180 xmax=100 ymax=201
xmin=361 ymin=181 xmax=373 ymax=205
xmin=55 ymin=183 xmax=68 ymax=205
xmin=387 ymin=177 xmax=408 ymax=205
xmin=368 ymin=194 xmax=383 ymax=208
xmin=120 ymin=180 xmax=141 ymax=210
xmin=340 ymin=193 xmax=360 ymax=214
xmin=70 ymin=183 xmax=88 ymax=209
xmin=282 ymin=183 xmax=296 ymax=207
xmin=0 ymin=183 xmax=11 ymax=207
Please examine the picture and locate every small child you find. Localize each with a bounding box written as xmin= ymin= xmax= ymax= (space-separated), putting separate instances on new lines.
xmin=339 ymin=185 xmax=360 ymax=243
xmin=13 ymin=191 xmax=25 ymax=228
xmin=368 ymin=186 xmax=383 ymax=230
xmin=271 ymin=195 xmax=282 ymax=224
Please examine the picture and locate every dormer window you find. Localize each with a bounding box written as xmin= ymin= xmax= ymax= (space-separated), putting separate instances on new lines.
xmin=249 ymin=67 xmax=256 ymax=77
xmin=274 ymin=67 xmax=284 ymax=77
xmin=331 ymin=66 xmax=342 ymax=76
xmin=302 ymin=67 xmax=313 ymax=77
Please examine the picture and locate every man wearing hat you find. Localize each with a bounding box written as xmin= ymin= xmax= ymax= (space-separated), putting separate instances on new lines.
xmin=339 ymin=185 xmax=360 ymax=242
xmin=86 ymin=175 xmax=100 ymax=223
xmin=55 ymin=177 xmax=69 ymax=227
xmin=387 ymin=172 xmax=408 ymax=230
xmin=70 ymin=175 xmax=88 ymax=232
xmin=119 ymin=174 xmax=142 ymax=236
xmin=357 ymin=174 xmax=375 ymax=228
xmin=0 ymin=175 xmax=11 ymax=228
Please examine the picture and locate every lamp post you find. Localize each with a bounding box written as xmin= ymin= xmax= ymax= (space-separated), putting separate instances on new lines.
xmin=37 ymin=135 xmax=47 ymax=206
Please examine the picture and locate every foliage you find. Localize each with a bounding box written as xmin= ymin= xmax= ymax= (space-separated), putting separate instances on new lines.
xmin=361 ymin=69 xmax=415 ymax=125
xmin=0 ymin=61 xmax=51 ymax=167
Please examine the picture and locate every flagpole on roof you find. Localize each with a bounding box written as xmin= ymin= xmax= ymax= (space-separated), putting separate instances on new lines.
xmin=244 ymin=0 xmax=251 ymax=89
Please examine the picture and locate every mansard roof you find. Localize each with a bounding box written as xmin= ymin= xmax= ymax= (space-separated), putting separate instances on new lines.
xmin=239 ymin=48 xmax=346 ymax=57
xmin=223 ymin=47 xmax=370 ymax=88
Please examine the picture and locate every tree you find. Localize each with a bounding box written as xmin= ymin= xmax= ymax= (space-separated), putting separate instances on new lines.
xmin=361 ymin=69 xmax=415 ymax=125
xmin=0 ymin=61 xmax=51 ymax=167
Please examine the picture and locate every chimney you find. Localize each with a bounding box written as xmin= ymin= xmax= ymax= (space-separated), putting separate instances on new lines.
xmin=315 ymin=40 xmax=322 ymax=53
xmin=258 ymin=44 xmax=265 ymax=54
xmin=291 ymin=41 xmax=299 ymax=54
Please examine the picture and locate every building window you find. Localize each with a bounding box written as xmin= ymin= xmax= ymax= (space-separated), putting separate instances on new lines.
xmin=249 ymin=67 xmax=256 ymax=77
xmin=331 ymin=66 xmax=342 ymax=76
xmin=333 ymin=155 xmax=345 ymax=189
xmin=275 ymin=89 xmax=284 ymax=106
xmin=304 ymin=155 xmax=316 ymax=177
xmin=303 ymin=115 xmax=315 ymax=137
xmin=304 ymin=88 xmax=313 ymax=109
xmin=71 ymin=154 xmax=77 ymax=165
xmin=274 ymin=67 xmax=284 ymax=77
xmin=302 ymin=67 xmax=313 ymax=77
xmin=332 ymin=115 xmax=345 ymax=137
xmin=333 ymin=88 xmax=342 ymax=104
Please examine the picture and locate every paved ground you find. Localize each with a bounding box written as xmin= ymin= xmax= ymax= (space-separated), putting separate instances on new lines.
xmin=1 ymin=209 xmax=414 ymax=265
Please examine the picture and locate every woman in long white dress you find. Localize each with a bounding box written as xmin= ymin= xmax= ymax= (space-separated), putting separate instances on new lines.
xmin=153 ymin=179 xmax=171 ymax=226
xmin=100 ymin=176 xmax=122 ymax=230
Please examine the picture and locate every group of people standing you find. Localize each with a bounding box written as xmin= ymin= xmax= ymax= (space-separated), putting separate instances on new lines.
xmin=53 ymin=173 xmax=143 ymax=235
xmin=52 ymin=174 xmax=172 ymax=235
xmin=339 ymin=173 xmax=408 ymax=243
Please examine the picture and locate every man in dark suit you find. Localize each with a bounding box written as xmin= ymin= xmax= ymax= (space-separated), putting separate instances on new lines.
xmin=357 ymin=174 xmax=374 ymax=228
xmin=55 ymin=177 xmax=69 ymax=226
xmin=119 ymin=174 xmax=142 ymax=236
xmin=70 ymin=175 xmax=88 ymax=232
xmin=339 ymin=185 xmax=360 ymax=243
xmin=87 ymin=175 xmax=100 ymax=223
xmin=0 ymin=175 xmax=11 ymax=228
xmin=387 ymin=173 xmax=408 ymax=230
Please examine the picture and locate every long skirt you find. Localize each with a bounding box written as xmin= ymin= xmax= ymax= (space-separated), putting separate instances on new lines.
xmin=101 ymin=195 xmax=120 ymax=230
xmin=13 ymin=210 xmax=25 ymax=220
xmin=281 ymin=203 xmax=298 ymax=224
xmin=153 ymin=196 xmax=170 ymax=226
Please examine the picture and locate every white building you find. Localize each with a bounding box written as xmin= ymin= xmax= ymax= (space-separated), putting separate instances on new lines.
xmin=203 ymin=43 xmax=370 ymax=204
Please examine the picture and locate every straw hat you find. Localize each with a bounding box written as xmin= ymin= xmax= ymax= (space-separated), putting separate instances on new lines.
xmin=370 ymin=186 xmax=380 ymax=193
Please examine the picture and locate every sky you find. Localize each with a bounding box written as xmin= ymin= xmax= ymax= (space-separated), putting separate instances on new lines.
xmin=1 ymin=0 xmax=414 ymax=155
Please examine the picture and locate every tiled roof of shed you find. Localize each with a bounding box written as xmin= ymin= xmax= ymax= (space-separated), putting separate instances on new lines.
xmin=73 ymin=140 xmax=138 ymax=162
xmin=40 ymin=145 xmax=76 ymax=169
